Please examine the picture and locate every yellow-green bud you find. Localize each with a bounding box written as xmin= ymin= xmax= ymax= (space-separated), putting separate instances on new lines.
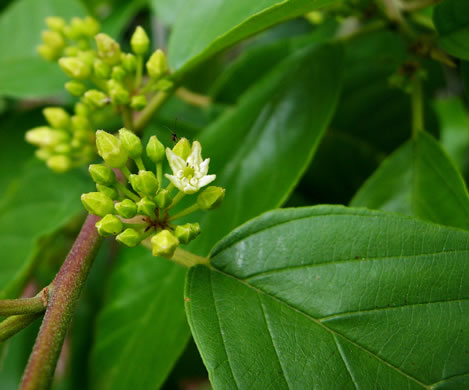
xmin=188 ymin=222 xmax=201 ymax=239
xmin=37 ymin=44 xmax=59 ymax=61
xmin=131 ymin=26 xmax=150 ymax=55
xmin=95 ymin=33 xmax=121 ymax=66
xmin=25 ymin=127 xmax=68 ymax=147
xmin=35 ymin=148 xmax=52 ymax=161
xmin=47 ymin=155 xmax=72 ymax=173
xmin=93 ymin=58 xmax=111 ymax=79
xmin=89 ymin=164 xmax=116 ymax=186
xmin=46 ymin=17 xmax=66 ymax=32
xmin=197 ymin=186 xmax=225 ymax=210
xmin=83 ymin=16 xmax=100 ymax=37
xmin=151 ymin=230 xmax=179 ymax=258
xmin=71 ymin=115 xmax=91 ymax=131
xmin=77 ymin=50 xmax=95 ymax=66
xmin=116 ymin=228 xmax=141 ymax=247
xmin=137 ymin=197 xmax=156 ymax=217
xmin=154 ymin=189 xmax=172 ymax=209
xmin=81 ymin=191 xmax=114 ymax=216
xmin=53 ymin=143 xmax=72 ymax=154
xmin=43 ymin=107 xmax=70 ymax=129
xmin=64 ymin=46 xmax=80 ymax=57
xmin=59 ymin=57 xmax=91 ymax=80
xmin=139 ymin=171 xmax=159 ymax=196
xmin=107 ymin=80 xmax=129 ymax=104
xmin=172 ymin=138 xmax=191 ymax=160
xmin=115 ymin=199 xmax=137 ymax=219
xmin=95 ymin=214 xmax=123 ymax=236
xmin=121 ymin=53 xmax=136 ymax=72
xmin=146 ymin=49 xmax=168 ymax=79
xmin=155 ymin=79 xmax=174 ymax=91
xmin=84 ymin=89 xmax=108 ymax=108
xmin=97 ymin=184 xmax=118 ymax=200
xmin=75 ymin=102 xmax=89 ymax=116
xmin=65 ymin=80 xmax=87 ymax=96
xmin=96 ymin=130 xmax=128 ymax=168
xmin=67 ymin=17 xmax=87 ymax=39
xmin=119 ymin=128 xmax=142 ymax=159
xmin=130 ymin=95 xmax=147 ymax=111
xmin=111 ymin=65 xmax=126 ymax=81
xmin=41 ymin=30 xmax=65 ymax=50
xmin=146 ymin=135 xmax=165 ymax=163
xmin=174 ymin=224 xmax=192 ymax=244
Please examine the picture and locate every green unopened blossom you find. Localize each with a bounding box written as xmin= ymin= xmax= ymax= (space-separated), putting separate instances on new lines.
xmin=65 ymin=80 xmax=87 ymax=96
xmin=84 ymin=89 xmax=108 ymax=108
xmin=131 ymin=26 xmax=150 ymax=55
xmin=47 ymin=155 xmax=72 ymax=173
xmin=137 ymin=197 xmax=156 ymax=217
xmin=115 ymin=199 xmax=137 ymax=219
xmin=146 ymin=49 xmax=168 ymax=79
xmin=82 ymin=16 xmax=100 ymax=37
xmin=197 ymin=186 xmax=225 ymax=210
xmin=172 ymin=138 xmax=191 ymax=159
xmin=107 ymin=80 xmax=129 ymax=104
xmin=81 ymin=192 xmax=114 ymax=217
xmin=121 ymin=53 xmax=137 ymax=72
xmin=130 ymin=95 xmax=147 ymax=111
xmin=46 ymin=17 xmax=66 ymax=32
xmin=25 ymin=127 xmax=68 ymax=147
xmin=116 ymin=228 xmax=141 ymax=247
xmin=93 ymin=58 xmax=111 ymax=79
xmin=96 ymin=214 xmax=123 ymax=236
xmin=37 ymin=44 xmax=59 ymax=61
xmin=43 ymin=107 xmax=70 ymax=129
xmin=111 ymin=66 xmax=126 ymax=81
xmin=146 ymin=135 xmax=165 ymax=163
xmin=95 ymin=130 xmax=128 ymax=168
xmin=95 ymin=33 xmax=121 ymax=65
xmin=151 ymin=230 xmax=179 ymax=258
xmin=89 ymin=164 xmax=116 ymax=186
xmin=97 ymin=184 xmax=118 ymax=200
xmin=119 ymin=128 xmax=142 ymax=159
xmin=59 ymin=57 xmax=91 ymax=80
xmin=41 ymin=30 xmax=65 ymax=50
xmin=154 ymin=189 xmax=172 ymax=209
xmin=174 ymin=224 xmax=192 ymax=244
xmin=165 ymin=140 xmax=216 ymax=194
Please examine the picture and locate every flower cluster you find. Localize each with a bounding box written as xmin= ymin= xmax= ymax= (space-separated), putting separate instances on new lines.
xmin=27 ymin=16 xmax=174 ymax=172
xmin=81 ymin=129 xmax=225 ymax=258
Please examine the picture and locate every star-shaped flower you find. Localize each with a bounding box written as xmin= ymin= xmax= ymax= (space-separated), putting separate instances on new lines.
xmin=165 ymin=140 xmax=216 ymax=194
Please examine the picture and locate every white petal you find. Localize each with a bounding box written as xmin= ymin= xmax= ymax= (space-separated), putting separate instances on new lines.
xmin=165 ymin=147 xmax=186 ymax=174
xmin=165 ymin=174 xmax=185 ymax=192
xmin=198 ymin=174 xmax=216 ymax=188
xmin=198 ymin=158 xmax=210 ymax=176
xmin=183 ymin=183 xmax=198 ymax=194
xmin=187 ymin=141 xmax=203 ymax=167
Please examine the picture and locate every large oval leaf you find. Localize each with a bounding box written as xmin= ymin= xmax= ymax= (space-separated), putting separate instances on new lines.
xmin=433 ymin=0 xmax=469 ymax=61
xmin=351 ymin=131 xmax=469 ymax=230
xmin=186 ymin=206 xmax=469 ymax=389
xmin=90 ymin=42 xmax=343 ymax=389
xmin=168 ymin=0 xmax=340 ymax=76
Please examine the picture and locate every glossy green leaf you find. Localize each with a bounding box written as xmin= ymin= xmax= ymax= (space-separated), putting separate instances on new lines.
xmin=0 ymin=161 xmax=90 ymax=298
xmin=91 ymin=42 xmax=343 ymax=389
xmin=434 ymin=0 xmax=469 ymax=61
xmin=351 ymin=131 xmax=469 ymax=230
xmin=0 ymin=0 xmax=86 ymax=98
xmin=186 ymin=206 xmax=469 ymax=389
xmin=150 ymin=0 xmax=187 ymax=25
xmin=168 ymin=0 xmax=340 ymax=76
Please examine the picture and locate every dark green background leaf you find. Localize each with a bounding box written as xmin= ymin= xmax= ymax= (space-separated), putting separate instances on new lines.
xmin=187 ymin=206 xmax=469 ymax=389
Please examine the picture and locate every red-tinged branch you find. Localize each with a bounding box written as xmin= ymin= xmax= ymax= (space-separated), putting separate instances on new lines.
xmin=20 ymin=214 xmax=103 ymax=390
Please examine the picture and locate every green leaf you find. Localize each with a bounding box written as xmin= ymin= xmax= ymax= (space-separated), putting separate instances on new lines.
xmin=101 ymin=0 xmax=148 ymax=38
xmin=168 ymin=0 xmax=340 ymax=76
xmin=433 ymin=0 xmax=469 ymax=61
xmin=150 ymin=0 xmax=187 ymax=25
xmin=186 ymin=206 xmax=469 ymax=389
xmin=462 ymin=61 xmax=469 ymax=104
xmin=351 ymin=131 xmax=469 ymax=230
xmin=0 ymin=0 xmax=86 ymax=98
xmin=0 ymin=161 xmax=90 ymax=298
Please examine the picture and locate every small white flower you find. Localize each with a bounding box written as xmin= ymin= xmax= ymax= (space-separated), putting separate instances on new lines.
xmin=165 ymin=141 xmax=216 ymax=194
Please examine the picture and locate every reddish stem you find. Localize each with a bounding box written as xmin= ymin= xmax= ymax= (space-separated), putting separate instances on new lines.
xmin=20 ymin=214 xmax=103 ymax=390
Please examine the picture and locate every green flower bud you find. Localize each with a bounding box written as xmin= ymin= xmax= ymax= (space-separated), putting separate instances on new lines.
xmin=75 ymin=102 xmax=89 ymax=116
xmin=111 ymin=66 xmax=126 ymax=81
xmin=64 ymin=46 xmax=80 ymax=57
xmin=77 ymin=50 xmax=95 ymax=66
xmin=151 ymin=230 xmax=179 ymax=258
xmin=188 ymin=222 xmax=201 ymax=239
xmin=83 ymin=16 xmax=100 ymax=37
xmin=95 ymin=33 xmax=121 ymax=66
xmin=47 ymin=155 xmax=72 ymax=173
xmin=68 ymin=17 xmax=87 ymax=39
xmin=197 ymin=186 xmax=225 ymax=210
xmin=37 ymin=44 xmax=60 ymax=61
xmin=97 ymin=184 xmax=118 ymax=200
xmin=46 ymin=17 xmax=66 ymax=32
xmin=96 ymin=130 xmax=128 ymax=168
xmin=155 ymin=79 xmax=174 ymax=91
xmin=116 ymin=228 xmax=141 ymax=247
xmin=129 ymin=174 xmax=143 ymax=195
xmin=154 ymin=189 xmax=172 ymax=209
xmin=146 ymin=135 xmax=165 ymax=163
xmin=146 ymin=49 xmax=168 ymax=79
xmin=174 ymin=224 xmax=192 ymax=244
xmin=58 ymin=57 xmax=91 ymax=80
xmin=95 ymin=214 xmax=123 ymax=236
xmin=115 ymin=199 xmax=137 ymax=219
xmin=35 ymin=148 xmax=52 ymax=161
xmin=41 ymin=30 xmax=65 ymax=50
xmin=53 ymin=143 xmax=72 ymax=154
xmin=172 ymin=138 xmax=191 ymax=160
xmin=25 ymin=127 xmax=68 ymax=147
xmin=93 ymin=58 xmax=111 ymax=79
xmin=121 ymin=53 xmax=137 ymax=72
xmin=65 ymin=80 xmax=87 ymax=96
xmin=107 ymin=80 xmax=129 ymax=104
xmin=81 ymin=192 xmax=114 ymax=217
xmin=89 ymin=164 xmax=116 ymax=186
xmin=130 ymin=95 xmax=147 ymax=111
xmin=84 ymin=89 xmax=108 ymax=108
xmin=130 ymin=26 xmax=150 ymax=55
xmin=139 ymin=171 xmax=159 ymax=196
xmin=119 ymin=128 xmax=142 ymax=159
xmin=43 ymin=107 xmax=70 ymax=129
xmin=137 ymin=197 xmax=156 ymax=217
xmin=71 ymin=115 xmax=91 ymax=131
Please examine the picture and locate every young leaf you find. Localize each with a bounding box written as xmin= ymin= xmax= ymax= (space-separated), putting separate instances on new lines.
xmin=351 ymin=131 xmax=469 ymax=230
xmin=433 ymin=0 xmax=469 ymax=61
xmin=168 ymin=0 xmax=340 ymax=77
xmin=186 ymin=206 xmax=469 ymax=389
xmin=462 ymin=61 xmax=469 ymax=104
